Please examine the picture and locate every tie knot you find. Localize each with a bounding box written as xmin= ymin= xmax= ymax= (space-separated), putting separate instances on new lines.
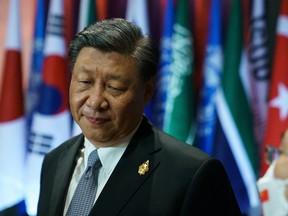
xmin=87 ymin=149 xmax=100 ymax=168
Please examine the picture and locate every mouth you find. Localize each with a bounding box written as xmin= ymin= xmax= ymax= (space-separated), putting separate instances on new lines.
xmin=85 ymin=116 xmax=109 ymax=125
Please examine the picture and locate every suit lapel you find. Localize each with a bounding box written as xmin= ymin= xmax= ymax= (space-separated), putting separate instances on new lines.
xmin=48 ymin=135 xmax=84 ymax=216
xmin=90 ymin=118 xmax=161 ymax=215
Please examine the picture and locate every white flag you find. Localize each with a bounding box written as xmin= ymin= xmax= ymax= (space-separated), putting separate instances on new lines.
xmin=0 ymin=0 xmax=26 ymax=212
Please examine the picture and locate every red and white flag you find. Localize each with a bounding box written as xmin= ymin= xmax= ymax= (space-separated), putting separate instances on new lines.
xmin=261 ymin=0 xmax=288 ymax=175
xmin=0 ymin=0 xmax=26 ymax=211
xmin=25 ymin=0 xmax=71 ymax=214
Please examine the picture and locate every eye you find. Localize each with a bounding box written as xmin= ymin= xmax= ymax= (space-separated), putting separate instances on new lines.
xmin=106 ymin=85 xmax=125 ymax=96
xmin=107 ymin=85 xmax=121 ymax=91
xmin=79 ymin=80 xmax=92 ymax=86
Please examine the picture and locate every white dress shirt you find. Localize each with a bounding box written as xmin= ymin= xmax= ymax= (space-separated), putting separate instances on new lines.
xmin=63 ymin=123 xmax=140 ymax=215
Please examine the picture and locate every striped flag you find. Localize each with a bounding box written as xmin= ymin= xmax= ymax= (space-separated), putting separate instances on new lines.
xmin=24 ymin=1 xmax=46 ymax=213
xmin=248 ymin=0 xmax=269 ymax=156
xmin=78 ymin=0 xmax=97 ymax=32
xmin=0 ymin=0 xmax=26 ymax=214
xmin=152 ymin=0 xmax=174 ymax=128
xmin=25 ymin=0 xmax=46 ymax=132
xmin=25 ymin=0 xmax=71 ymax=214
xmin=163 ymin=0 xmax=195 ymax=144
xmin=214 ymin=0 xmax=260 ymax=213
xmin=194 ymin=0 xmax=222 ymax=154
xmin=261 ymin=0 xmax=288 ymax=175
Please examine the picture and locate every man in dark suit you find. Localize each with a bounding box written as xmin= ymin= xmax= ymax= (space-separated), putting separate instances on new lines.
xmin=37 ymin=18 xmax=241 ymax=216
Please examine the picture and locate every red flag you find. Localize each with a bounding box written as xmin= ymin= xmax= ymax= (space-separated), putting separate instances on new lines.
xmin=96 ymin=0 xmax=108 ymax=20
xmin=0 ymin=0 xmax=26 ymax=212
xmin=261 ymin=0 xmax=288 ymax=175
xmin=192 ymin=0 xmax=210 ymax=95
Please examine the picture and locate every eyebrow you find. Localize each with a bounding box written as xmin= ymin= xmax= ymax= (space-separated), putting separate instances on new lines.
xmin=77 ymin=64 xmax=132 ymax=85
xmin=106 ymin=74 xmax=130 ymax=85
xmin=78 ymin=65 xmax=93 ymax=74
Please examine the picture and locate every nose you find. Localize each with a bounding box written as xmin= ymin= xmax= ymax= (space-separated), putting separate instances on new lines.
xmin=86 ymin=85 xmax=108 ymax=111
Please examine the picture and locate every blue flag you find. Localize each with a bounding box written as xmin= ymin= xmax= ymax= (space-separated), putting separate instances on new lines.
xmin=195 ymin=0 xmax=222 ymax=154
xmin=25 ymin=0 xmax=46 ymax=129
xmin=24 ymin=0 xmax=46 ymax=214
xmin=214 ymin=0 xmax=260 ymax=213
xmin=152 ymin=0 xmax=174 ymax=128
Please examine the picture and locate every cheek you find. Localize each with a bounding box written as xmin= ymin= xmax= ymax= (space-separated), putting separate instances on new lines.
xmin=115 ymin=95 xmax=145 ymax=116
xmin=69 ymin=85 xmax=85 ymax=110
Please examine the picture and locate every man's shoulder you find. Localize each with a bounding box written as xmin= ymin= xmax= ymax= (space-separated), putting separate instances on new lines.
xmin=157 ymin=130 xmax=212 ymax=162
xmin=153 ymin=130 xmax=224 ymax=181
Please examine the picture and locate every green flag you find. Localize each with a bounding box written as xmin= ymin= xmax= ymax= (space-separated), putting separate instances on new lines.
xmin=221 ymin=0 xmax=258 ymax=175
xmin=163 ymin=0 xmax=195 ymax=144
xmin=77 ymin=0 xmax=97 ymax=32
xmin=215 ymin=0 xmax=260 ymax=212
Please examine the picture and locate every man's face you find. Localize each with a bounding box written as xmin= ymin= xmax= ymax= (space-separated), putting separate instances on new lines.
xmin=69 ymin=47 xmax=153 ymax=147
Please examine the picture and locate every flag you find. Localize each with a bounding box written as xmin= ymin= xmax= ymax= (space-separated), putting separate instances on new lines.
xmin=261 ymin=0 xmax=288 ymax=175
xmin=0 ymin=0 xmax=26 ymax=214
xmin=25 ymin=0 xmax=71 ymax=214
xmin=152 ymin=0 xmax=174 ymax=128
xmin=26 ymin=0 xmax=46 ymax=131
xmin=24 ymin=0 xmax=46 ymax=213
xmin=192 ymin=0 xmax=211 ymax=98
xmin=163 ymin=0 xmax=195 ymax=144
xmin=194 ymin=0 xmax=222 ymax=155
xmin=96 ymin=0 xmax=108 ymax=21
xmin=248 ymin=0 xmax=269 ymax=157
xmin=125 ymin=0 xmax=149 ymax=35
xmin=64 ymin=0 xmax=81 ymax=48
xmin=214 ymin=0 xmax=260 ymax=213
xmin=108 ymin=0 xmax=126 ymax=18
xmin=78 ymin=0 xmax=97 ymax=32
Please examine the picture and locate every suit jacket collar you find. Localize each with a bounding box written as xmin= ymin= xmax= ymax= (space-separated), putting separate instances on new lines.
xmin=49 ymin=117 xmax=161 ymax=215
xmin=48 ymin=135 xmax=84 ymax=216
xmin=90 ymin=117 xmax=161 ymax=215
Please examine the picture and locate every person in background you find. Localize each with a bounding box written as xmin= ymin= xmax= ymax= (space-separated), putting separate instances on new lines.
xmin=258 ymin=129 xmax=288 ymax=216
xmin=37 ymin=18 xmax=241 ymax=216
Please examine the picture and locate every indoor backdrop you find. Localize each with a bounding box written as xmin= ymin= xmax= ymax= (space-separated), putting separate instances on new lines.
xmin=0 ymin=0 xmax=285 ymax=215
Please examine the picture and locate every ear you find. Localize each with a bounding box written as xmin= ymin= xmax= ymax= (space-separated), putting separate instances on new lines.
xmin=144 ymin=76 xmax=156 ymax=104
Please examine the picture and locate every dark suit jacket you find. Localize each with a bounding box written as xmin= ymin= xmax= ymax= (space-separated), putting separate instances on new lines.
xmin=37 ymin=117 xmax=242 ymax=216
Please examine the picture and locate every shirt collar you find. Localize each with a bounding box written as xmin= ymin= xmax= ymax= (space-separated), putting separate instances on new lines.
xmin=83 ymin=118 xmax=142 ymax=176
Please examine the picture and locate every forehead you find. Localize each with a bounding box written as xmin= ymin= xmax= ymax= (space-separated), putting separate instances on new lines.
xmin=74 ymin=47 xmax=137 ymax=72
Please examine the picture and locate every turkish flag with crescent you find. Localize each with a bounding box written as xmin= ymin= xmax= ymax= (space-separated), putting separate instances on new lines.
xmin=261 ymin=0 xmax=288 ymax=176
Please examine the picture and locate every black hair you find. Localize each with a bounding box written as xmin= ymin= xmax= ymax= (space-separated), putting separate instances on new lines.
xmin=68 ymin=18 xmax=159 ymax=83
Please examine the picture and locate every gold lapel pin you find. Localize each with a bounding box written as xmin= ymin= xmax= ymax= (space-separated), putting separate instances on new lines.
xmin=138 ymin=160 xmax=149 ymax=175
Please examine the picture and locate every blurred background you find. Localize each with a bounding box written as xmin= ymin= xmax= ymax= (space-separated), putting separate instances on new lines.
xmin=0 ymin=0 xmax=286 ymax=215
